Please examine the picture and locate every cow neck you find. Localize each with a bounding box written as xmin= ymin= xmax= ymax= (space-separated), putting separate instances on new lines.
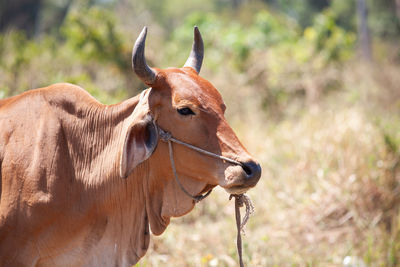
xmin=59 ymin=94 xmax=140 ymax=186
xmin=98 ymin=99 xmax=154 ymax=262
xmin=31 ymin=88 xmax=152 ymax=264
xmin=62 ymin=95 xmax=152 ymax=263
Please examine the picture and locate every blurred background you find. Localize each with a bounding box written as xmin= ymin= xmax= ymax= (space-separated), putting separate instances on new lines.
xmin=1 ymin=0 xmax=400 ymax=265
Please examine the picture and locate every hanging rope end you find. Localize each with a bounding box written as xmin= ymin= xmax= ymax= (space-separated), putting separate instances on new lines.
xmin=230 ymin=193 xmax=255 ymax=267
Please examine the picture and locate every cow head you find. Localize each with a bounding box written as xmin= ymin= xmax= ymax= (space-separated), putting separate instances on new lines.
xmin=120 ymin=27 xmax=261 ymax=234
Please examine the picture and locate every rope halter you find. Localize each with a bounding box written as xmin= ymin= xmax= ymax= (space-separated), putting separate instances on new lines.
xmin=159 ymin=128 xmax=212 ymax=202
xmin=158 ymin=127 xmax=243 ymax=202
xmin=157 ymin=126 xmax=255 ymax=267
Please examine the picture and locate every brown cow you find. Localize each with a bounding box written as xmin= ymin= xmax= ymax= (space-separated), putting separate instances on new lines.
xmin=0 ymin=27 xmax=261 ymax=266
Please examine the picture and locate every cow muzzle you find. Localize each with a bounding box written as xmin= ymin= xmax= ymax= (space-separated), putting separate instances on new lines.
xmin=223 ymin=159 xmax=262 ymax=194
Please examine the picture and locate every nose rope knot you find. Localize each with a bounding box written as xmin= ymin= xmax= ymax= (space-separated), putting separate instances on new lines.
xmin=230 ymin=194 xmax=254 ymax=234
xmin=159 ymin=129 xmax=172 ymax=142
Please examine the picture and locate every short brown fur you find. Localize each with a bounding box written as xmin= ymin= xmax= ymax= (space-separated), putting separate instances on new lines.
xmin=0 ymin=56 xmax=260 ymax=266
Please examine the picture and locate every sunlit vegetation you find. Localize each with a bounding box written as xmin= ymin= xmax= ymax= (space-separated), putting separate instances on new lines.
xmin=1 ymin=0 xmax=400 ymax=265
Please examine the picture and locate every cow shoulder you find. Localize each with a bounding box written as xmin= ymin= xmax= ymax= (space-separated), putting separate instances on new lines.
xmin=0 ymin=84 xmax=89 ymax=208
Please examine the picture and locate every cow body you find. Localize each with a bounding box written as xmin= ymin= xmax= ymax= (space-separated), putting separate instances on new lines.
xmin=0 ymin=84 xmax=150 ymax=266
xmin=0 ymin=27 xmax=261 ymax=266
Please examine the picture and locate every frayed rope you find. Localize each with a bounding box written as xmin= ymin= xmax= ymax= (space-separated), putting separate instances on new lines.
xmin=230 ymin=194 xmax=254 ymax=267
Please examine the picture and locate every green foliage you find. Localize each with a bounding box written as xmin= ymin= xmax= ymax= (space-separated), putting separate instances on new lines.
xmin=168 ymin=12 xmax=251 ymax=70
xmin=367 ymin=0 xmax=400 ymax=38
xmin=305 ymin=10 xmax=356 ymax=62
xmin=170 ymin=8 xmax=300 ymax=71
xmin=0 ymin=31 xmax=41 ymax=95
xmin=265 ymin=0 xmax=330 ymax=28
xmin=254 ymin=10 xmax=299 ymax=45
xmin=0 ymin=5 xmax=137 ymax=102
xmin=62 ymin=7 xmax=130 ymax=71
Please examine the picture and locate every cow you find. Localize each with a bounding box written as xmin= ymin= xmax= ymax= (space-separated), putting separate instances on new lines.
xmin=0 ymin=27 xmax=261 ymax=266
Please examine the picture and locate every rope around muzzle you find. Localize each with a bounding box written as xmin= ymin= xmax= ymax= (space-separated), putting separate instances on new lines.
xmin=158 ymin=127 xmax=254 ymax=266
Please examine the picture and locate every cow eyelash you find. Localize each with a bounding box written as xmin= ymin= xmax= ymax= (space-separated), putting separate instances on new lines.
xmin=177 ymin=107 xmax=195 ymax=116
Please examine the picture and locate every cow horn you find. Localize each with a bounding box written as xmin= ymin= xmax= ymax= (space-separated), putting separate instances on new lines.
xmin=132 ymin=27 xmax=157 ymax=85
xmin=183 ymin=26 xmax=204 ymax=74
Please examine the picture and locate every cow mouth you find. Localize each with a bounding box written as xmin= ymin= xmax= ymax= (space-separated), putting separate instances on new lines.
xmin=199 ymin=184 xmax=216 ymax=194
xmin=222 ymin=163 xmax=261 ymax=195
xmin=223 ymin=184 xmax=253 ymax=195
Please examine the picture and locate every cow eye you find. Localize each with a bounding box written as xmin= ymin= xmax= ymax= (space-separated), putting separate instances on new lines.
xmin=177 ymin=107 xmax=195 ymax=116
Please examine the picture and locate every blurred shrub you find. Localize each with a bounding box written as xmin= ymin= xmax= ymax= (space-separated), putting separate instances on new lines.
xmin=304 ymin=10 xmax=355 ymax=62
xmin=254 ymin=10 xmax=299 ymax=46
xmin=168 ymin=8 xmax=299 ymax=71
xmin=166 ymin=7 xmax=355 ymax=116
xmin=0 ymin=6 xmax=141 ymax=102
xmin=61 ymin=7 xmax=130 ymax=72
xmin=261 ymin=9 xmax=355 ymax=113
xmin=0 ymin=31 xmax=41 ymax=95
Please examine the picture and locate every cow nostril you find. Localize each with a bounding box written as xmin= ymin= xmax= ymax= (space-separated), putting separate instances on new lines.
xmin=241 ymin=164 xmax=252 ymax=176
xmin=241 ymin=161 xmax=262 ymax=180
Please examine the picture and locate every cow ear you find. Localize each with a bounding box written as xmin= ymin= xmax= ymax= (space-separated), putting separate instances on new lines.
xmin=119 ymin=90 xmax=158 ymax=178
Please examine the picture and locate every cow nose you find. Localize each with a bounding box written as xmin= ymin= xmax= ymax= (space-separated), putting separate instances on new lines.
xmin=241 ymin=160 xmax=262 ymax=181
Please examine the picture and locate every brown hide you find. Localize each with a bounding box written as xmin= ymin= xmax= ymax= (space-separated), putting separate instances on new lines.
xmin=0 ymin=84 xmax=149 ymax=266
xmin=0 ymin=32 xmax=261 ymax=267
